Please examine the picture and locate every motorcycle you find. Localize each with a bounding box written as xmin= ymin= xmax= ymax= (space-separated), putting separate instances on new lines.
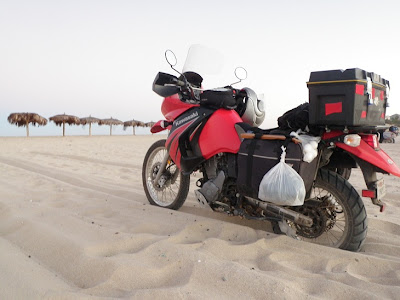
xmin=378 ymin=126 xmax=399 ymax=143
xmin=142 ymin=45 xmax=400 ymax=252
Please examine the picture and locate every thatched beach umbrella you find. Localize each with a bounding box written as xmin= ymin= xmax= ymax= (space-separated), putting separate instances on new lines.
xmin=80 ymin=116 xmax=100 ymax=136
xmin=99 ymin=117 xmax=123 ymax=136
xmin=49 ymin=113 xmax=80 ymax=136
xmin=7 ymin=112 xmax=47 ymax=137
xmin=123 ymin=119 xmax=145 ymax=135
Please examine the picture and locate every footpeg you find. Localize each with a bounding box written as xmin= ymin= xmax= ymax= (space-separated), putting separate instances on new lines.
xmin=195 ymin=189 xmax=209 ymax=207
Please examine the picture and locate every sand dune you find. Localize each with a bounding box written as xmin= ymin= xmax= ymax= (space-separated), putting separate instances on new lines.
xmin=1 ymin=135 xmax=400 ymax=299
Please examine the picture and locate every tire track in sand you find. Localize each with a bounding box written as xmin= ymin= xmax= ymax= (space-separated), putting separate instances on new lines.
xmin=0 ymin=155 xmax=144 ymax=202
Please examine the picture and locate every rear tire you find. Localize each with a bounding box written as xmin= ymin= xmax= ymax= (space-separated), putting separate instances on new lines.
xmin=291 ymin=169 xmax=367 ymax=251
xmin=336 ymin=167 xmax=352 ymax=180
xmin=326 ymin=166 xmax=351 ymax=180
xmin=142 ymin=139 xmax=190 ymax=210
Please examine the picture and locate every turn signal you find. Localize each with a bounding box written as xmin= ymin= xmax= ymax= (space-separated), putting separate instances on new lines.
xmin=343 ymin=134 xmax=361 ymax=147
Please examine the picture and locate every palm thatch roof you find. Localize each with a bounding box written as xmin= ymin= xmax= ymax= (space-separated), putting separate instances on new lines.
xmin=80 ymin=116 xmax=100 ymax=136
xmin=99 ymin=117 xmax=123 ymax=126
xmin=123 ymin=120 xmax=138 ymax=128
xmin=49 ymin=114 xmax=80 ymax=126
xmin=99 ymin=117 xmax=123 ymax=136
xmin=7 ymin=112 xmax=48 ymax=137
xmin=144 ymin=121 xmax=156 ymax=127
xmin=49 ymin=113 xmax=80 ymax=136
xmin=80 ymin=116 xmax=100 ymax=125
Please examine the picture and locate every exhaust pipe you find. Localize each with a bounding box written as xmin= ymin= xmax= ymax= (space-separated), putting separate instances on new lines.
xmin=246 ymin=197 xmax=313 ymax=227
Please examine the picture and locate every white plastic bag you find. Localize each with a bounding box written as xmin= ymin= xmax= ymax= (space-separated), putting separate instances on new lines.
xmin=258 ymin=146 xmax=305 ymax=206
xmin=290 ymin=131 xmax=320 ymax=163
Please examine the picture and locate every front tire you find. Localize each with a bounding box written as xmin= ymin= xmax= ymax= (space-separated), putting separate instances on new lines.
xmin=291 ymin=169 xmax=367 ymax=251
xmin=142 ymin=139 xmax=190 ymax=210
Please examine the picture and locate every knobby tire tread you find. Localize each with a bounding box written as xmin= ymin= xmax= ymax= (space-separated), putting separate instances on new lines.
xmin=317 ymin=169 xmax=368 ymax=251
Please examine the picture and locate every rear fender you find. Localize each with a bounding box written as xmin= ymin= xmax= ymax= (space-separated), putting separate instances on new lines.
xmin=336 ymin=140 xmax=400 ymax=177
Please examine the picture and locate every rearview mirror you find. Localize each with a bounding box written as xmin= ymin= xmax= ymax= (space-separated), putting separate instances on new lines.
xmin=235 ymin=67 xmax=247 ymax=81
xmin=165 ymin=50 xmax=177 ymax=67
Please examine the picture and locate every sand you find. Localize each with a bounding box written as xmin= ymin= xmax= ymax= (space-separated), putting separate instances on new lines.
xmin=0 ymin=135 xmax=400 ymax=299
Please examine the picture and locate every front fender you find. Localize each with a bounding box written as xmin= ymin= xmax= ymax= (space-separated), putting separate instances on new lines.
xmin=336 ymin=140 xmax=400 ymax=177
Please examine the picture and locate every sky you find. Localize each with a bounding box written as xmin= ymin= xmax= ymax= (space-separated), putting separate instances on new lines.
xmin=1 ymin=0 xmax=400 ymax=136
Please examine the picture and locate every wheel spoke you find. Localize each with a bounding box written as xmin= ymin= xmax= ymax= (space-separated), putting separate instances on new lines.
xmin=293 ymin=178 xmax=349 ymax=248
xmin=333 ymin=222 xmax=345 ymax=233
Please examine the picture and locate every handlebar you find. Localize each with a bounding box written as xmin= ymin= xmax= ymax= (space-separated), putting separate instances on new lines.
xmin=175 ymin=79 xmax=186 ymax=87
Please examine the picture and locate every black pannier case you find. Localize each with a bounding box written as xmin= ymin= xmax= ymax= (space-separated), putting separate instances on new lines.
xmin=307 ymin=68 xmax=389 ymax=126
xmin=236 ymin=138 xmax=318 ymax=200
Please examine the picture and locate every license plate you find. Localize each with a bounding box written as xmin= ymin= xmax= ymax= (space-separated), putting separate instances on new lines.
xmin=376 ymin=178 xmax=386 ymax=199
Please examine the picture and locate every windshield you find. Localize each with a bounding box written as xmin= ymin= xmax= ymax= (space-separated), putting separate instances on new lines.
xmin=182 ymin=44 xmax=224 ymax=79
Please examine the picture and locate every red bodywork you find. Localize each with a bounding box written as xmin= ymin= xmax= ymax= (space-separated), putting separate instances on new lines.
xmin=151 ymin=94 xmax=198 ymax=134
xmin=199 ymin=109 xmax=242 ymax=159
xmin=323 ymin=131 xmax=400 ymax=177
xmin=165 ymin=116 xmax=199 ymax=170
xmin=162 ymin=94 xmax=199 ymax=121
xmin=152 ymin=93 xmax=242 ymax=171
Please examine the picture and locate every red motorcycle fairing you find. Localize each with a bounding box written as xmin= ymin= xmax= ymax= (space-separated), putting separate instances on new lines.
xmin=161 ymin=94 xmax=199 ymax=122
xmin=165 ymin=106 xmax=215 ymax=173
xmin=323 ymin=131 xmax=400 ymax=177
xmin=198 ymin=109 xmax=243 ymax=160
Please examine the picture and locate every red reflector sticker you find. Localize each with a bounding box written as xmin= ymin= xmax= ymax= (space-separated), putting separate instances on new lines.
xmin=362 ymin=190 xmax=376 ymax=198
xmin=381 ymin=112 xmax=385 ymax=119
xmin=355 ymin=84 xmax=364 ymax=95
xmin=361 ymin=111 xmax=367 ymax=118
xmin=325 ymin=102 xmax=342 ymax=116
xmin=372 ymin=88 xmax=375 ymax=99
xmin=380 ymin=90 xmax=384 ymax=100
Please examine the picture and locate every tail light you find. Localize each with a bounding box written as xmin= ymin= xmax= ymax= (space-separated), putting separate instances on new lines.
xmin=360 ymin=133 xmax=379 ymax=150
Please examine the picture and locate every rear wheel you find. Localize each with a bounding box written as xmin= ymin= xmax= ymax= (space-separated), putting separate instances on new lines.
xmin=142 ymin=139 xmax=190 ymax=209
xmin=336 ymin=167 xmax=351 ymax=180
xmin=290 ymin=169 xmax=367 ymax=251
xmin=326 ymin=166 xmax=351 ymax=180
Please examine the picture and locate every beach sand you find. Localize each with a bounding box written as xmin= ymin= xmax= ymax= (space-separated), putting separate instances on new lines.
xmin=1 ymin=135 xmax=400 ymax=299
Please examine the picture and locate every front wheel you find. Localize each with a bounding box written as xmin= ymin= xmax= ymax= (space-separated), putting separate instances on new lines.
xmin=142 ymin=139 xmax=190 ymax=209
xmin=290 ymin=169 xmax=367 ymax=251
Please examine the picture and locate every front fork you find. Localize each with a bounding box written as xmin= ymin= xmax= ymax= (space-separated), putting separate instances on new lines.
xmin=153 ymin=152 xmax=170 ymax=187
xmin=152 ymin=152 xmax=180 ymax=188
